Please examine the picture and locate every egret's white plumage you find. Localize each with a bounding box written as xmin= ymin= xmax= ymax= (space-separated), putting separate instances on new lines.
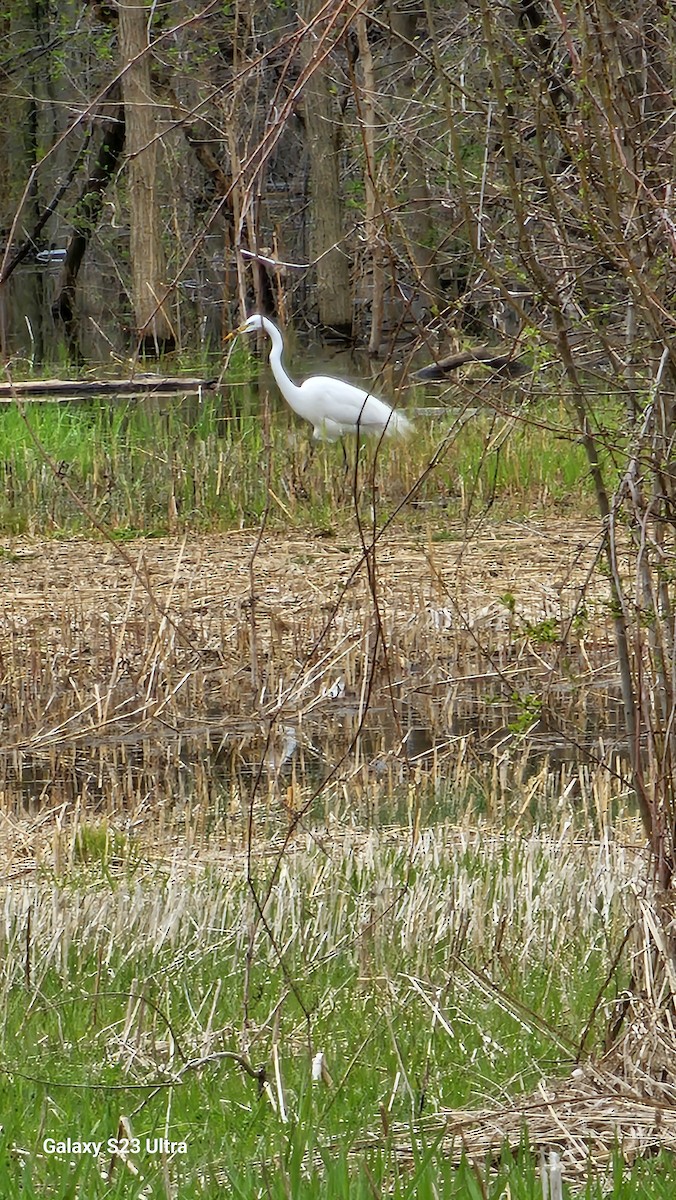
xmin=233 ymin=314 xmax=412 ymax=442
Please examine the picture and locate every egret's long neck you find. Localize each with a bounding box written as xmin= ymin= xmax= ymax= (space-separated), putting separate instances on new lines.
xmin=258 ymin=316 xmax=283 ymax=383
xmin=260 ymin=317 xmax=306 ymax=416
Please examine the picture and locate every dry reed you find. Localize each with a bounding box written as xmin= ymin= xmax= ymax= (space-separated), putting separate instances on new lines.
xmin=0 ymin=519 xmax=623 ymax=827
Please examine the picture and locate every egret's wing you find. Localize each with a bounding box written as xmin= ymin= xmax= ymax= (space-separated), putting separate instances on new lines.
xmin=301 ymin=376 xmax=408 ymax=434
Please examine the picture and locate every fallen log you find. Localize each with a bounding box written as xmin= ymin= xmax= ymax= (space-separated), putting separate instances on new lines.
xmin=0 ymin=376 xmax=217 ymax=402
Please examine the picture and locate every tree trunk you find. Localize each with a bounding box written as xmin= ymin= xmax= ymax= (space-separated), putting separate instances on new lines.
xmin=386 ymin=3 xmax=440 ymax=311
xmin=355 ymin=15 xmax=386 ymax=355
xmin=51 ymin=98 xmax=125 ymax=358
xmin=298 ymin=0 xmax=352 ymax=338
xmin=471 ymin=0 xmax=676 ymax=1078
xmin=0 ymin=0 xmax=48 ymax=360
xmin=118 ymin=1 xmax=174 ymax=355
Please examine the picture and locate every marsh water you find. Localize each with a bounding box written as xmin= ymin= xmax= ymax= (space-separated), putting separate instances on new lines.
xmin=2 ymin=666 xmax=629 ymax=830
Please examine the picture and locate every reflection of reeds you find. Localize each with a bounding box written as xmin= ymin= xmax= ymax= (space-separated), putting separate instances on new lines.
xmin=0 ymin=519 xmax=627 ymax=823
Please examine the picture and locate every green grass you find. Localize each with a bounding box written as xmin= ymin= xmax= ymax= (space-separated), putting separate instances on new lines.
xmin=0 ymin=384 xmax=614 ymax=538
xmin=0 ymin=821 xmax=659 ymax=1196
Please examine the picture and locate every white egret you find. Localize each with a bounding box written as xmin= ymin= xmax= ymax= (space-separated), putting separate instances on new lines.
xmin=230 ymin=314 xmax=412 ymax=441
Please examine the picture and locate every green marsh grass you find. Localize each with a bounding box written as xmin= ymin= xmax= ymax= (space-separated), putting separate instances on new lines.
xmin=0 ymin=385 xmax=614 ymax=538
xmin=0 ymin=820 xmax=653 ymax=1197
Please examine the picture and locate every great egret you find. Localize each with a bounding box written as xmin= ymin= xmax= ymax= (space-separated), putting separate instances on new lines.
xmin=230 ymin=314 xmax=412 ymax=441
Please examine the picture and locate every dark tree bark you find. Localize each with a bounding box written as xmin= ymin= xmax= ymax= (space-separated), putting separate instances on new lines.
xmin=386 ymin=3 xmax=440 ymax=311
xmin=0 ymin=0 xmax=50 ymax=359
xmin=118 ymin=0 xmax=175 ymax=355
xmin=298 ymin=0 xmax=353 ymax=338
xmin=51 ymin=100 xmax=125 ymax=356
xmin=0 ymin=132 xmax=93 ymax=286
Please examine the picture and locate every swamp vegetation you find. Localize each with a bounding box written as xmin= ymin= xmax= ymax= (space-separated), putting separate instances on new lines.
xmin=0 ymin=384 xmax=669 ymax=1199
xmin=3 ymin=0 xmax=676 ymax=1196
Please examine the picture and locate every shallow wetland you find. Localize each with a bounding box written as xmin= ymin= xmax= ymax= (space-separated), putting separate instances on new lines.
xmin=0 ymin=398 xmax=665 ymax=1199
xmin=0 ymin=518 xmax=623 ymax=829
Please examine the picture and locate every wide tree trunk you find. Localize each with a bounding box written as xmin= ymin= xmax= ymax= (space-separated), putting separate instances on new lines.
xmin=118 ymin=0 xmax=174 ymax=355
xmin=386 ymin=2 xmax=440 ymax=312
xmin=0 ymin=0 xmax=48 ymax=360
xmin=298 ymin=0 xmax=352 ymax=338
